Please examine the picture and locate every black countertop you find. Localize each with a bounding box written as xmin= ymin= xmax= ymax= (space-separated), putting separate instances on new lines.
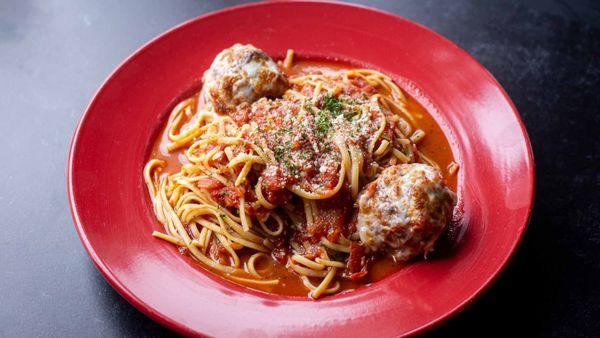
xmin=1 ymin=1 xmax=599 ymax=336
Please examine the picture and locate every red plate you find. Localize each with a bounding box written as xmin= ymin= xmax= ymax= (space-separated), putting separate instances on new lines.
xmin=68 ymin=1 xmax=534 ymax=336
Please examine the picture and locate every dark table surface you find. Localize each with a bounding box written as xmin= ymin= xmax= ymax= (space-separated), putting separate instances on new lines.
xmin=1 ymin=0 xmax=599 ymax=336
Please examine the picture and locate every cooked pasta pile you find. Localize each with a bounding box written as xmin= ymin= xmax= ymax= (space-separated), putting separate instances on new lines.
xmin=144 ymin=50 xmax=457 ymax=298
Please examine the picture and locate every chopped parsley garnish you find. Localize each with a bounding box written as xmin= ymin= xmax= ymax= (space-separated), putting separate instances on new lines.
xmin=288 ymin=163 xmax=298 ymax=175
xmin=315 ymin=94 xmax=356 ymax=135
xmin=321 ymin=94 xmax=343 ymax=117
xmin=273 ymin=142 xmax=298 ymax=174
xmin=274 ymin=145 xmax=285 ymax=161
xmin=315 ymin=109 xmax=331 ymax=135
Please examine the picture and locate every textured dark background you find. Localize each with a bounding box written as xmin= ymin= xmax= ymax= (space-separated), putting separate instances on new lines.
xmin=1 ymin=0 xmax=599 ymax=336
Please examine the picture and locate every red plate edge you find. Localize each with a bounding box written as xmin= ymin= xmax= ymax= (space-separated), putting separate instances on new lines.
xmin=66 ymin=1 xmax=536 ymax=336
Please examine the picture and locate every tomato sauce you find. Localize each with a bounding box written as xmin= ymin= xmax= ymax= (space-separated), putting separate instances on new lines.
xmin=148 ymin=60 xmax=457 ymax=297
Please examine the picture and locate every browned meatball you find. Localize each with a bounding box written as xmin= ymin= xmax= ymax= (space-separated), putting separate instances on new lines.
xmin=357 ymin=163 xmax=456 ymax=261
xmin=202 ymin=44 xmax=288 ymax=115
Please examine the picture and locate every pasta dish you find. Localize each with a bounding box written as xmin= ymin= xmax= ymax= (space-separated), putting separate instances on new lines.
xmin=144 ymin=44 xmax=458 ymax=298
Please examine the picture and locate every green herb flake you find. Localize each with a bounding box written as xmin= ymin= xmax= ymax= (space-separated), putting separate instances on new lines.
xmin=274 ymin=145 xmax=285 ymax=162
xmin=321 ymin=94 xmax=343 ymax=117
xmin=315 ymin=109 xmax=331 ymax=135
xmin=289 ymin=163 xmax=298 ymax=175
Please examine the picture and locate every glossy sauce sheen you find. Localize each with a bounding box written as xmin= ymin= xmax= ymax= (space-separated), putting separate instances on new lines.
xmin=149 ymin=60 xmax=456 ymax=297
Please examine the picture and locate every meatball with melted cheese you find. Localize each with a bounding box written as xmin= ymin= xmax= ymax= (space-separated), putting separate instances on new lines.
xmin=357 ymin=163 xmax=456 ymax=261
xmin=202 ymin=44 xmax=288 ymax=115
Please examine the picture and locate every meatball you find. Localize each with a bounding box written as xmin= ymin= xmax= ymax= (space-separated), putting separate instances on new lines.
xmin=202 ymin=44 xmax=288 ymax=115
xmin=357 ymin=163 xmax=456 ymax=261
